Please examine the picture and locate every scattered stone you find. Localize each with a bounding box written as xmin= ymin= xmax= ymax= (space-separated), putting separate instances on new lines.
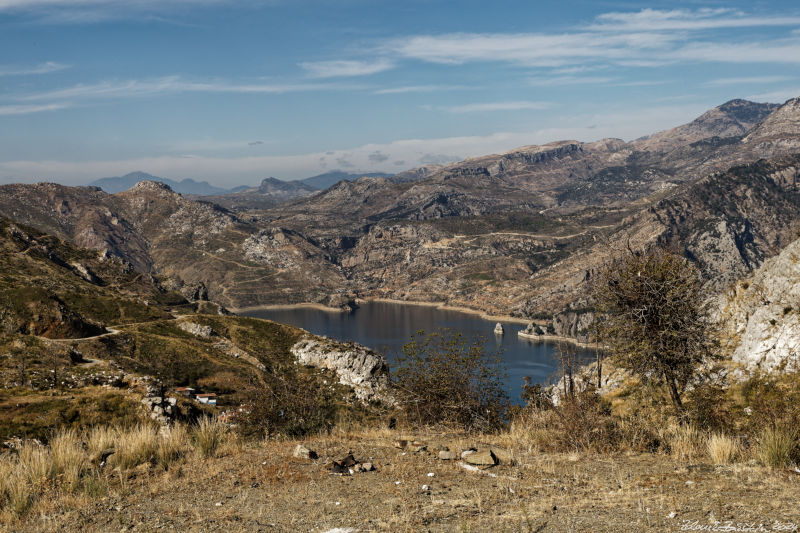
xmin=463 ymin=449 xmax=498 ymax=466
xmin=460 ymin=448 xmax=477 ymax=459
xmin=439 ymin=450 xmax=457 ymax=461
xmin=177 ymin=321 xmax=215 ymax=338
xmin=292 ymin=444 xmax=318 ymax=460
xmin=427 ymin=472 xmax=435 ymax=477
xmin=421 ymin=484 xmax=431 ymax=492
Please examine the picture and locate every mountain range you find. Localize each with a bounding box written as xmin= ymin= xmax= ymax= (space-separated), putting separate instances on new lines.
xmin=1 ymin=97 xmax=798 ymax=338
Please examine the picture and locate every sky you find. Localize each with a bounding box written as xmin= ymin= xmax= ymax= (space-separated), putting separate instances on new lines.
xmin=1 ymin=0 xmax=800 ymax=186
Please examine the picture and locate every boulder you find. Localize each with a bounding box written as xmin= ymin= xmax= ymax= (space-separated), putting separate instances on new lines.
xmin=463 ymin=449 xmax=498 ymax=466
xmin=292 ymin=444 xmax=318 ymax=460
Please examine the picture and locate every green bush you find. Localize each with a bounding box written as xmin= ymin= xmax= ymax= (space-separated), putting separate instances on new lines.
xmin=392 ymin=329 xmax=509 ymax=431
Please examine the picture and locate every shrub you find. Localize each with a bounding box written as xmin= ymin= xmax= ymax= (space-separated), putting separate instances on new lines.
xmin=707 ymin=433 xmax=740 ymax=465
xmin=593 ymin=247 xmax=717 ymax=413
xmin=512 ymin=387 xmax=623 ymax=453
xmin=392 ymin=329 xmax=509 ymax=431
xmin=686 ymin=383 xmax=733 ymax=433
xmin=553 ymin=388 xmax=620 ymax=452
xmin=235 ymin=364 xmax=338 ymax=439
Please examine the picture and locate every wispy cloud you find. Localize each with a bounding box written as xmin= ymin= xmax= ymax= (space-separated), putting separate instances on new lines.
xmin=0 ymin=103 xmax=70 ymax=115
xmin=703 ymin=75 xmax=794 ymax=87
xmin=373 ymin=85 xmax=467 ymax=95
xmin=384 ymin=8 xmax=800 ymax=70
xmin=527 ymin=75 xmax=616 ymax=87
xmin=299 ymin=59 xmax=394 ymax=78
xmin=16 ymin=75 xmax=363 ymax=101
xmin=0 ymin=61 xmax=69 ymax=76
xmin=589 ymin=8 xmax=800 ymax=32
xmin=441 ymin=101 xmax=551 ymax=113
xmin=390 ymin=31 xmax=677 ymax=68
xmin=668 ymin=41 xmax=800 ymax=64
xmin=0 ymin=0 xmax=251 ymax=23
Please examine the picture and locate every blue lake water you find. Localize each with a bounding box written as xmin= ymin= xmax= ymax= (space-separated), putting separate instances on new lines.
xmin=241 ymin=301 xmax=594 ymax=403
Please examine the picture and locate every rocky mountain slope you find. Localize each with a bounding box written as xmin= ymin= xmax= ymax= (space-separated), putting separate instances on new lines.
xmin=0 ymin=220 xmax=390 ymax=441
xmin=0 ymin=97 xmax=798 ymax=323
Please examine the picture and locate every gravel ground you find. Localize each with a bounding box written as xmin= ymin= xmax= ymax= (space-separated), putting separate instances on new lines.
xmin=8 ymin=429 xmax=800 ymax=532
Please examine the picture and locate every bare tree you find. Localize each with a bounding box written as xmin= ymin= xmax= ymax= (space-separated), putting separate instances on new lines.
xmin=592 ymin=246 xmax=716 ymax=413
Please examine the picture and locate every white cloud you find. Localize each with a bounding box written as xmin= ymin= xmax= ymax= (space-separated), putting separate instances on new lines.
xmin=0 ymin=103 xmax=70 ymax=115
xmin=441 ymin=101 xmax=551 ymax=113
xmin=15 ymin=76 xmax=363 ymax=101
xmin=590 ymin=8 xmax=800 ymax=32
xmin=0 ymin=61 xmax=69 ymax=76
xmin=299 ymin=59 xmax=394 ymax=78
xmin=389 ymin=31 xmax=677 ymax=67
xmin=703 ymin=75 xmax=794 ymax=87
xmin=383 ymin=9 xmax=800 ymax=70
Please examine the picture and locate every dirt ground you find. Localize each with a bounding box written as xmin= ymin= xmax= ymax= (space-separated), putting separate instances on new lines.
xmin=10 ymin=428 xmax=800 ymax=532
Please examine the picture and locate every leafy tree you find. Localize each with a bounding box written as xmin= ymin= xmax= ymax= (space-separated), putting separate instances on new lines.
xmin=593 ymin=246 xmax=716 ymax=413
xmin=392 ymin=329 xmax=508 ymax=431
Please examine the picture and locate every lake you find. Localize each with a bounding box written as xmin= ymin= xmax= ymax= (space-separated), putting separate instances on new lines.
xmin=241 ymin=300 xmax=594 ymax=403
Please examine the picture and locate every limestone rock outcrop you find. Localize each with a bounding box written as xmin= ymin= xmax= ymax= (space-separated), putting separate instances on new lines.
xmin=290 ymin=337 xmax=391 ymax=403
xmin=719 ymin=236 xmax=800 ymax=371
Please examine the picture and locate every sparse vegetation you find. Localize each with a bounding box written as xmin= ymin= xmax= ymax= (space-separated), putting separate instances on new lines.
xmin=392 ymin=329 xmax=509 ymax=431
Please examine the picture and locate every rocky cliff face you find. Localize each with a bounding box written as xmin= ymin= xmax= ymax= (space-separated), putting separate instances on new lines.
xmin=718 ymin=236 xmax=800 ymax=371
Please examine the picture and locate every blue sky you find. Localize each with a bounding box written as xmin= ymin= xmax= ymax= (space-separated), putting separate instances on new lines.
xmin=1 ymin=0 xmax=800 ymax=186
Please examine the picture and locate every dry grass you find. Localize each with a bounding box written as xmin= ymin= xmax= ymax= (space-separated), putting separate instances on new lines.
xmin=706 ymin=433 xmax=740 ymax=465
xmin=757 ymin=426 xmax=799 ymax=468
xmin=87 ymin=426 xmax=117 ymax=455
xmin=665 ymin=423 xmax=705 ymax=462
xmin=17 ymin=443 xmax=54 ymax=488
xmin=111 ymin=425 xmax=159 ymax=469
xmin=156 ymin=425 xmax=187 ymax=470
xmin=193 ymin=417 xmax=225 ymax=459
xmin=50 ymin=429 xmax=87 ymax=490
